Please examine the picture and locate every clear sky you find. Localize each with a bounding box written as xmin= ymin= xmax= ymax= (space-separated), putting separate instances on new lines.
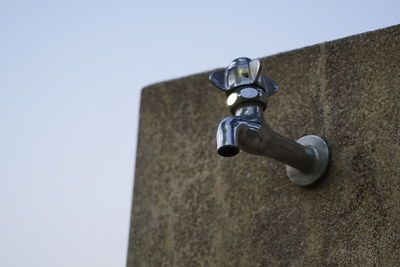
xmin=0 ymin=0 xmax=398 ymax=266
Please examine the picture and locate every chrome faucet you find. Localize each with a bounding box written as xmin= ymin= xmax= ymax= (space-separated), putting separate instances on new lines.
xmin=210 ymin=57 xmax=329 ymax=186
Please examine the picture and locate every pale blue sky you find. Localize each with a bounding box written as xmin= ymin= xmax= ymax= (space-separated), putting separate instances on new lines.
xmin=0 ymin=1 xmax=399 ymax=266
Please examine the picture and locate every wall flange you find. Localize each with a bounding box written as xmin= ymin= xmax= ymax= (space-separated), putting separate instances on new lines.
xmin=286 ymin=135 xmax=330 ymax=186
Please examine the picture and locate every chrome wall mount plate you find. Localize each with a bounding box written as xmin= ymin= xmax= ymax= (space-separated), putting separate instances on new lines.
xmin=286 ymin=135 xmax=330 ymax=186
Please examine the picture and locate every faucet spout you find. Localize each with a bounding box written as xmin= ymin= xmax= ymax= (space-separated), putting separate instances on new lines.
xmin=217 ymin=105 xmax=316 ymax=173
xmin=216 ymin=116 xmax=261 ymax=157
xmin=216 ymin=116 xmax=241 ymax=157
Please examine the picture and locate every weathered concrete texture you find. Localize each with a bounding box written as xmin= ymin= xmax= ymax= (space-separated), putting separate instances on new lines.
xmin=127 ymin=25 xmax=400 ymax=266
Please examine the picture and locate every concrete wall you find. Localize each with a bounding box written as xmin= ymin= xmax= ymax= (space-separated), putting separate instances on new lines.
xmin=127 ymin=25 xmax=400 ymax=266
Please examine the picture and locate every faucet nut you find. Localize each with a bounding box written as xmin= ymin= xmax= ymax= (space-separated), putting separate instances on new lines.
xmin=227 ymin=87 xmax=268 ymax=114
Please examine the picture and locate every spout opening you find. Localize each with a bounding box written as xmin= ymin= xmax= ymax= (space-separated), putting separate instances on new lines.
xmin=217 ymin=145 xmax=240 ymax=157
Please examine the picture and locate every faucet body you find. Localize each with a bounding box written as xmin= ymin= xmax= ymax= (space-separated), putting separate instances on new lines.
xmin=210 ymin=57 xmax=329 ymax=186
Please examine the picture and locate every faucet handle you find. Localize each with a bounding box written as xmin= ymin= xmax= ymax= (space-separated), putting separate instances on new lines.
xmin=209 ymin=57 xmax=279 ymax=96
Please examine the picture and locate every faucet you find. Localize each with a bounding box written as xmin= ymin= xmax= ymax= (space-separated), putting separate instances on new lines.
xmin=210 ymin=57 xmax=329 ymax=186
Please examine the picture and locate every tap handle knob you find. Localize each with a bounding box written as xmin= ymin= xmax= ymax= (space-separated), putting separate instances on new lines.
xmin=209 ymin=57 xmax=279 ymax=96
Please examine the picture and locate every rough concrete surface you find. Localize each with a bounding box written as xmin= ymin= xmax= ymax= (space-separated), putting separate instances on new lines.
xmin=127 ymin=25 xmax=400 ymax=266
